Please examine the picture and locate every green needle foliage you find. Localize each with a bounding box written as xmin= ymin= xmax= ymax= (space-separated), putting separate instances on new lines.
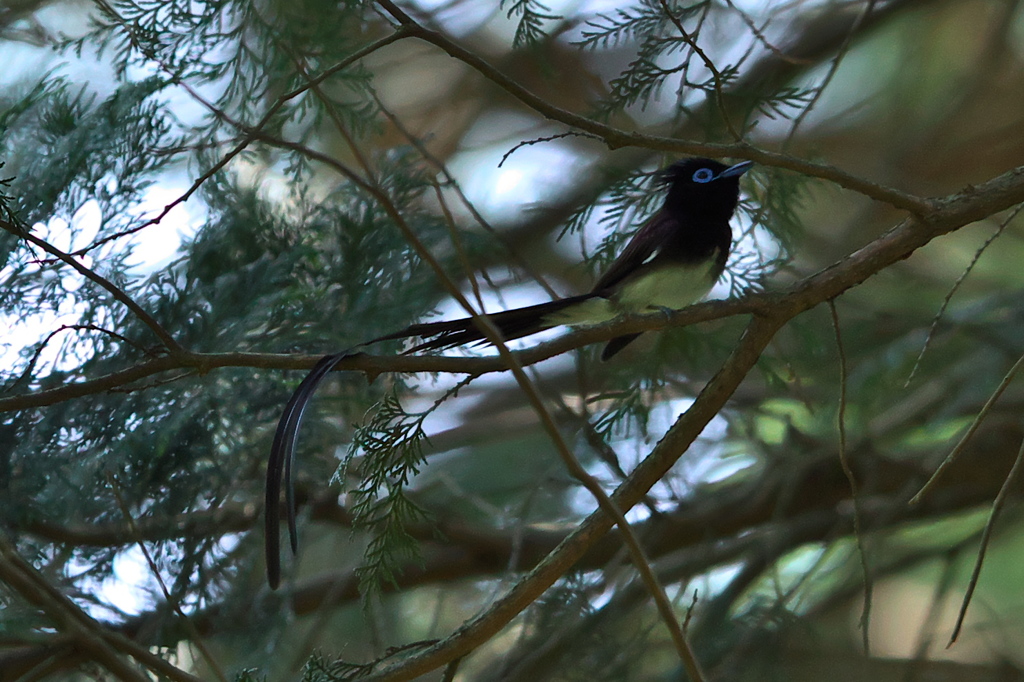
xmin=344 ymin=388 xmax=435 ymax=599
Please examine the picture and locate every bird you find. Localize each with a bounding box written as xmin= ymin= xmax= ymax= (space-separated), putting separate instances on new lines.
xmin=264 ymin=157 xmax=752 ymax=588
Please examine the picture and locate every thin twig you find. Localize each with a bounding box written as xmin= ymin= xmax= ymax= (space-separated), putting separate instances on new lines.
xmin=0 ymin=219 xmax=183 ymax=355
xmin=372 ymin=0 xmax=934 ymax=214
xmin=106 ymin=473 xmax=229 ymax=682
xmin=910 ymin=349 xmax=1024 ymax=505
xmin=722 ymin=0 xmax=814 ymax=65
xmin=370 ymin=90 xmax=560 ymax=299
xmin=76 ymin=4 xmax=409 ymax=255
xmin=657 ymin=0 xmax=740 ymax=140
xmin=0 ymin=535 xmax=202 ymax=682
xmin=432 ymin=182 xmax=486 ymax=311
xmin=440 ymin=657 xmax=463 ymax=682
xmin=785 ymin=0 xmax=877 ymax=145
xmin=906 ymin=203 xmax=1024 ymax=386
xmin=3 ymin=323 xmax=152 ymax=394
xmin=948 ymin=435 xmax=1024 ymax=646
xmin=911 ymin=550 xmax=959 ymax=662
xmin=683 ymin=589 xmax=699 ymax=631
xmin=498 ymin=131 xmax=602 ymax=167
xmin=829 ymin=299 xmax=872 ymax=656
xmin=289 ymin=51 xmax=377 ymax=180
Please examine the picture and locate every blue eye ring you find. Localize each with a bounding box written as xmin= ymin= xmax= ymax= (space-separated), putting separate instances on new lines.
xmin=692 ymin=168 xmax=715 ymax=183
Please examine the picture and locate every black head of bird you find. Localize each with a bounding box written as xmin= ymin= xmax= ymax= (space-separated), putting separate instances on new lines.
xmin=661 ymin=158 xmax=751 ymax=222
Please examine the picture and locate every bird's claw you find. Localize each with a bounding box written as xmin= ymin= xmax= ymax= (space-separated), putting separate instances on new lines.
xmin=651 ymin=305 xmax=677 ymax=321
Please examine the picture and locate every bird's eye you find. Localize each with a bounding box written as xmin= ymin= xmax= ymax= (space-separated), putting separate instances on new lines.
xmin=692 ymin=168 xmax=715 ymax=183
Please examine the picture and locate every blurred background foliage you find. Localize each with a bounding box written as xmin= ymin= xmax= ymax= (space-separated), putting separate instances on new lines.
xmin=1 ymin=0 xmax=1024 ymax=680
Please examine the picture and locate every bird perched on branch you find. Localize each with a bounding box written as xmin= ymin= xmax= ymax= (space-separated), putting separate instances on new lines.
xmin=265 ymin=157 xmax=752 ymax=588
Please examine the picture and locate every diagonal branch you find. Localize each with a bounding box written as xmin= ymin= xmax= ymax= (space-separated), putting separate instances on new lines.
xmin=373 ymin=0 xmax=933 ymax=213
xmin=349 ymin=162 xmax=1024 ymax=681
xmin=0 ymin=219 xmax=183 ymax=355
xmin=0 ymin=535 xmax=202 ymax=682
xmin=359 ymin=312 xmax=786 ymax=681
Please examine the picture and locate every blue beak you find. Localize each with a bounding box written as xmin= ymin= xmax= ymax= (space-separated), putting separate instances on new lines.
xmin=718 ymin=160 xmax=753 ymax=179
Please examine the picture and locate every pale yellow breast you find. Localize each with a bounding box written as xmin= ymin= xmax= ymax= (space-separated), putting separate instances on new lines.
xmin=543 ymin=256 xmax=720 ymax=327
xmin=613 ymin=258 xmax=718 ymax=313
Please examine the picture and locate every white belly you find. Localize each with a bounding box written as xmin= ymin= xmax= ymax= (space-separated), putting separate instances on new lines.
xmin=615 ymin=259 xmax=717 ymax=312
xmin=544 ymin=259 xmax=718 ymax=326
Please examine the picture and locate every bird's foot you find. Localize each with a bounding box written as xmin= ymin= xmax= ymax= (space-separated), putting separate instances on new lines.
xmin=651 ymin=305 xmax=678 ymax=322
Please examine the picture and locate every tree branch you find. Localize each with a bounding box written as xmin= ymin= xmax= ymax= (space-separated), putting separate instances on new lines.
xmin=373 ymin=0 xmax=934 ymax=213
xmin=0 ymin=219 xmax=183 ymax=355
xmin=3 ymin=165 xmax=1020 ymax=415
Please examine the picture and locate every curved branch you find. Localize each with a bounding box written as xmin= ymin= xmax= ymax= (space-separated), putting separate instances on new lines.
xmin=0 ymin=220 xmax=183 ymax=355
xmin=373 ymin=0 xmax=934 ymax=213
